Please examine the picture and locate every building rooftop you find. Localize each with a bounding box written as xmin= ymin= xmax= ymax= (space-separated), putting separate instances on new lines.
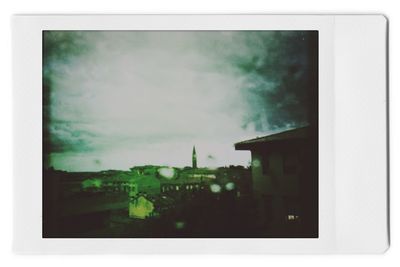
xmin=235 ymin=126 xmax=310 ymax=150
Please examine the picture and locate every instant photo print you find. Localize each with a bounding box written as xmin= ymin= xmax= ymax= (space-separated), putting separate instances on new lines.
xmin=12 ymin=14 xmax=388 ymax=253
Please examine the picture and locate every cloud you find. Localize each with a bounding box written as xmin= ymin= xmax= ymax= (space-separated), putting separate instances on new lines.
xmin=43 ymin=31 xmax=317 ymax=171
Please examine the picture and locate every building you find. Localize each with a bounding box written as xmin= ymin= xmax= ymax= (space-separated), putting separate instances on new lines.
xmin=128 ymin=194 xmax=155 ymax=219
xmin=235 ymin=126 xmax=318 ymax=237
xmin=160 ymin=176 xmax=206 ymax=193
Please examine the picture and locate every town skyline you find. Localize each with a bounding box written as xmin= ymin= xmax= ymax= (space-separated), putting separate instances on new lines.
xmin=48 ymin=144 xmax=252 ymax=172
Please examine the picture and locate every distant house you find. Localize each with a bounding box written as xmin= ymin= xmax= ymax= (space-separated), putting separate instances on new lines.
xmin=128 ymin=194 xmax=155 ymax=219
xmin=235 ymin=126 xmax=318 ymax=237
xmin=160 ymin=176 xmax=205 ymax=193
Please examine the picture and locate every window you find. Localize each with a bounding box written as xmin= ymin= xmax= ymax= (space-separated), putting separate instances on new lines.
xmin=287 ymin=214 xmax=300 ymax=221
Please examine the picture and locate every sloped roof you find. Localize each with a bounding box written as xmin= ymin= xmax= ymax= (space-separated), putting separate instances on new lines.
xmin=235 ymin=126 xmax=309 ymax=150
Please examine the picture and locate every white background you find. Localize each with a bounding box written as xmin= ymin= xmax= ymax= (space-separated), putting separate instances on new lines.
xmin=0 ymin=0 xmax=397 ymax=265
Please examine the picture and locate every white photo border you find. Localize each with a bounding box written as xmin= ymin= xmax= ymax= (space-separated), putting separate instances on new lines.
xmin=12 ymin=14 xmax=387 ymax=253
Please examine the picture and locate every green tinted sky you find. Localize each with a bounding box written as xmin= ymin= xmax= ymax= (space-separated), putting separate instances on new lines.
xmin=44 ymin=31 xmax=315 ymax=171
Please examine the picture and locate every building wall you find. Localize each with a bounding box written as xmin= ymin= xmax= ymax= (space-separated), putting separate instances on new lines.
xmin=251 ymin=149 xmax=299 ymax=197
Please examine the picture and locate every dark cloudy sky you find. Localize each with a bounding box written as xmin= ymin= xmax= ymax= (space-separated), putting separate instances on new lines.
xmin=43 ymin=31 xmax=317 ymax=171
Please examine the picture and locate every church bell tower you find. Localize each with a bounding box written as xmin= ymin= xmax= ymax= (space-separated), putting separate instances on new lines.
xmin=192 ymin=146 xmax=197 ymax=169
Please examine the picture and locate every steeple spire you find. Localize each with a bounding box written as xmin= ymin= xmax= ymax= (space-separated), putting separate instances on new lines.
xmin=192 ymin=145 xmax=197 ymax=169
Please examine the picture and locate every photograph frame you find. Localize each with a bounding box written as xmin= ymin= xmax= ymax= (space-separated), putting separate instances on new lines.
xmin=12 ymin=14 xmax=388 ymax=253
